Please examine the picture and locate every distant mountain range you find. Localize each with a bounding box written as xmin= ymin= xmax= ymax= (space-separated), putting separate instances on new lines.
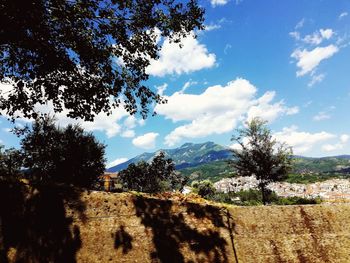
xmin=107 ymin=141 xmax=350 ymax=183
xmin=107 ymin=141 xmax=232 ymax=172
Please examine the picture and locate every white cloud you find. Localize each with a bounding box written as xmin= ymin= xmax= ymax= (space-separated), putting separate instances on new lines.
xmin=146 ymin=33 xmax=216 ymax=77
xmin=322 ymin=134 xmax=350 ymax=152
xmin=156 ymin=78 xmax=297 ymax=146
xmin=340 ymin=134 xmax=350 ymax=143
xmin=211 ymin=0 xmax=229 ymax=7
xmin=156 ymin=83 xmax=168 ymax=96
xmin=121 ymin=130 xmax=135 ymax=138
xmin=339 ymin=12 xmax=348 ymax=20
xmin=107 ymin=158 xmax=128 ymax=168
xmin=289 ymin=31 xmax=301 ymax=41
xmin=28 ymin=102 xmax=130 ymax=138
xmin=322 ymin=143 xmax=342 ymax=152
xmin=124 ymin=116 xmax=137 ymax=129
xmin=132 ymin=132 xmax=159 ymax=149
xmin=180 ymin=80 xmax=197 ymax=94
xmin=295 ymin=19 xmax=305 ymax=30
xmin=303 ymin=29 xmax=334 ymax=45
xmin=308 ymin=73 xmax=325 ymax=87
xmin=320 ymin=29 xmax=334 ymax=40
xmin=0 ymin=85 xmax=144 ymax=139
xmin=273 ymin=126 xmax=336 ymax=154
xmin=247 ymin=91 xmax=299 ymax=122
xmin=205 ymin=24 xmax=221 ymax=31
xmin=313 ymin=111 xmax=331 ymax=121
xmin=291 ymin=45 xmax=339 ymax=76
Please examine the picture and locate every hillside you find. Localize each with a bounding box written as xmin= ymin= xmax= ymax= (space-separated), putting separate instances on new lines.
xmin=2 ymin=183 xmax=350 ymax=262
xmin=107 ymin=141 xmax=232 ymax=172
xmin=108 ymin=141 xmax=350 ymax=183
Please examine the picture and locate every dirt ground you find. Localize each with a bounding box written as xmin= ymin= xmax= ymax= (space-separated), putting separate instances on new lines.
xmin=1 ymin=184 xmax=350 ymax=262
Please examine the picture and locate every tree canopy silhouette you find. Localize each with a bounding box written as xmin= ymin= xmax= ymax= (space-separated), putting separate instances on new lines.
xmin=19 ymin=115 xmax=106 ymax=188
xmin=0 ymin=0 xmax=204 ymax=121
xmin=0 ymin=145 xmax=22 ymax=179
xmin=230 ymin=118 xmax=293 ymax=205
xmin=119 ymin=152 xmax=186 ymax=193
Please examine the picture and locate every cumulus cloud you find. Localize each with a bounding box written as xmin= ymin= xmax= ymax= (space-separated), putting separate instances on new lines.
xmin=322 ymin=144 xmax=342 ymax=152
xmin=322 ymin=134 xmax=350 ymax=152
xmin=340 ymin=134 xmax=350 ymax=143
xmin=247 ymin=91 xmax=299 ymax=122
xmin=211 ymin=0 xmax=229 ymax=7
xmin=107 ymin=158 xmax=128 ymax=168
xmin=146 ymin=33 xmax=216 ymax=77
xmin=132 ymin=132 xmax=159 ymax=149
xmin=0 ymin=83 xmax=144 ymax=138
xmin=156 ymin=78 xmax=298 ymax=146
xmin=291 ymin=45 xmax=339 ymax=77
xmin=273 ymin=126 xmax=335 ymax=154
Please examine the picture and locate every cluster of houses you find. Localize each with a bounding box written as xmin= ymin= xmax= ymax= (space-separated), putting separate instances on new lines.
xmin=214 ymin=176 xmax=350 ymax=201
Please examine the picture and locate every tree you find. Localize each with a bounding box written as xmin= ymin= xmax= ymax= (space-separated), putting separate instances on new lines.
xmin=0 ymin=0 xmax=204 ymax=121
xmin=191 ymin=180 xmax=216 ymax=199
xmin=0 ymin=146 xmax=22 ymax=178
xmin=118 ymin=152 xmax=186 ymax=193
xmin=19 ymin=115 xmax=106 ymax=188
xmin=230 ymin=118 xmax=293 ymax=205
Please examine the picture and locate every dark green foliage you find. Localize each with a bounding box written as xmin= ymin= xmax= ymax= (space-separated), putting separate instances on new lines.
xmin=0 ymin=146 xmax=22 ymax=178
xmin=0 ymin=0 xmax=204 ymax=121
xmin=191 ymin=180 xmax=216 ymax=198
xmin=118 ymin=152 xmax=186 ymax=193
xmin=180 ymin=161 xmax=235 ymax=183
xmin=230 ymin=118 xmax=293 ymax=204
xmin=274 ymin=196 xmax=322 ymax=205
xmin=19 ymin=115 xmax=106 ymax=188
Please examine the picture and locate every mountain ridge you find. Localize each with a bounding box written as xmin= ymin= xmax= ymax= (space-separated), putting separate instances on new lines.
xmin=107 ymin=141 xmax=231 ymax=172
xmin=107 ymin=141 xmax=350 ymax=175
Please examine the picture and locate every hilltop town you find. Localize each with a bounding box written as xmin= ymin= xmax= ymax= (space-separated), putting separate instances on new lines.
xmin=214 ymin=176 xmax=350 ymax=201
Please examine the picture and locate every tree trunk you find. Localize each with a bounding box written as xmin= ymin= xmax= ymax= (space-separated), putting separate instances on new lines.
xmin=260 ymin=184 xmax=267 ymax=205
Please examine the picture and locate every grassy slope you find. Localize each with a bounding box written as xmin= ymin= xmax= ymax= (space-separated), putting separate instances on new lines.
xmin=179 ymin=157 xmax=350 ymax=184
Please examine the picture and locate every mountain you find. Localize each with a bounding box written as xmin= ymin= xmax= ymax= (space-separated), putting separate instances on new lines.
xmin=108 ymin=141 xmax=350 ymax=183
xmin=107 ymin=141 xmax=232 ymax=172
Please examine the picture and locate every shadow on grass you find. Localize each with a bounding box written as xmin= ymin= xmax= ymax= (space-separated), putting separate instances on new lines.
xmin=0 ymin=180 xmax=85 ymax=262
xmin=114 ymin=225 xmax=133 ymax=254
xmin=133 ymin=196 xmax=233 ymax=263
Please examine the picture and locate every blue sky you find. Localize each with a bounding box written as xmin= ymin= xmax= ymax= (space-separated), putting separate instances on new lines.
xmin=1 ymin=0 xmax=350 ymax=167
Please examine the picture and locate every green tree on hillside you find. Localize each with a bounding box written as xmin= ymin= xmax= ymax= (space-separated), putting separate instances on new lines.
xmin=19 ymin=115 xmax=105 ymax=188
xmin=0 ymin=0 xmax=204 ymax=121
xmin=119 ymin=152 xmax=186 ymax=193
xmin=191 ymin=180 xmax=216 ymax=199
xmin=230 ymin=118 xmax=293 ymax=205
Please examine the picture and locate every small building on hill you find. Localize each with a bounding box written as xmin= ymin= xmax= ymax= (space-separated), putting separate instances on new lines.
xmin=100 ymin=172 xmax=118 ymax=192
